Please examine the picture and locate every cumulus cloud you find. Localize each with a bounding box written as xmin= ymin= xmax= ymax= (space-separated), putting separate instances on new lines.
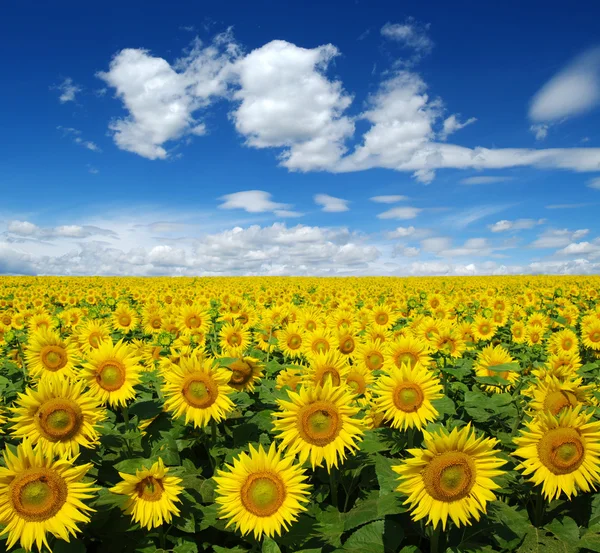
xmin=218 ymin=190 xmax=301 ymax=217
xmin=53 ymin=77 xmax=82 ymax=103
xmin=230 ymin=40 xmax=354 ymax=171
xmin=439 ymin=114 xmax=477 ymax=140
xmin=314 ymin=194 xmax=350 ymax=212
xmin=370 ymin=195 xmax=408 ymax=203
xmin=460 ymin=175 xmax=514 ymax=185
xmin=377 ymin=206 xmax=421 ymax=220
xmin=530 ymin=47 xmax=600 ymax=122
xmin=489 ymin=219 xmax=545 ymax=232
xmin=530 ymin=228 xmax=589 ymax=249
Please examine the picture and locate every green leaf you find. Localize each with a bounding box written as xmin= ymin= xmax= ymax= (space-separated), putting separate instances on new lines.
xmin=545 ymin=516 xmax=579 ymax=544
xmin=173 ymin=543 xmax=199 ymax=553
xmin=113 ymin=457 xmax=155 ymax=473
xmin=53 ymin=540 xmax=87 ymax=553
xmin=374 ymin=455 xmax=398 ymax=496
xmin=431 ymin=396 xmax=456 ymax=418
xmin=262 ymin=537 xmax=282 ymax=553
xmin=485 ymin=362 xmax=522 ymax=373
xmin=129 ymin=399 xmax=164 ymax=420
xmin=341 ymin=520 xmax=385 ymax=553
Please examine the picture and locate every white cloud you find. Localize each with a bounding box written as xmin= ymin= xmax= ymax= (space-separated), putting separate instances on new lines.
xmin=530 ymin=47 xmax=600 ymax=122
xmin=530 ymin=124 xmax=549 ymax=141
xmin=218 ymin=190 xmax=301 ymax=217
xmin=394 ymin=245 xmax=420 ymax=257
xmin=377 ymin=206 xmax=421 ymax=220
xmin=370 ymin=195 xmax=408 ymax=203
xmin=489 ymin=219 xmax=545 ymax=232
xmin=588 ymin=176 xmax=600 ymax=189
xmin=314 ymin=194 xmax=350 ymax=212
xmin=230 ymin=40 xmax=354 ymax=171
xmin=380 ymin=19 xmax=433 ymax=60
xmin=439 ymin=114 xmax=477 ymax=140
xmin=387 ymin=226 xmax=415 ymax=238
xmin=443 ymin=204 xmax=510 ymax=228
xmin=421 ymin=237 xmax=452 ymax=253
xmin=57 ymin=126 xmax=101 ymax=153
xmin=54 ymin=77 xmax=81 ymax=103
xmin=556 ymin=241 xmax=600 ymax=256
xmin=460 ymin=175 xmax=514 ymax=185
xmin=545 ymin=203 xmax=591 ymax=209
xmin=97 ymin=31 xmax=241 ymax=159
xmin=4 ymin=220 xmax=117 ymax=240
xmin=531 ymin=228 xmax=589 ymax=248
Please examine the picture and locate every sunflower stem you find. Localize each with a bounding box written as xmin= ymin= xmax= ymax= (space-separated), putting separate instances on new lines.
xmin=159 ymin=525 xmax=166 ymax=550
xmin=211 ymin=418 xmax=218 ymax=442
xmin=429 ymin=524 xmax=441 ymax=553
xmin=330 ymin=467 xmax=339 ymax=509
xmin=407 ymin=427 xmax=415 ymax=449
xmin=265 ymin=326 xmax=273 ymax=364
xmin=534 ymin=489 xmax=546 ymax=527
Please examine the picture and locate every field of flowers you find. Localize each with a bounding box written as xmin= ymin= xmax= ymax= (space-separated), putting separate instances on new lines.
xmin=1 ymin=276 xmax=600 ymax=553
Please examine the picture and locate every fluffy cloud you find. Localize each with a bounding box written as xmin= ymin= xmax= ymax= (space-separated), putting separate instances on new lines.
xmin=380 ymin=19 xmax=433 ymax=61
xmin=439 ymin=114 xmax=477 ymax=140
xmin=54 ymin=77 xmax=81 ymax=103
xmin=530 ymin=47 xmax=600 ymax=122
xmin=217 ymin=190 xmax=301 ymax=217
xmin=314 ymin=194 xmax=350 ymax=212
xmin=97 ymin=32 xmax=241 ymax=159
xmin=460 ymin=175 xmax=514 ymax=185
xmin=370 ymin=195 xmax=408 ymax=203
xmin=489 ymin=219 xmax=545 ymax=232
xmin=230 ymin=40 xmax=354 ymax=171
xmin=4 ymin=221 xmax=117 ymax=240
xmin=530 ymin=228 xmax=589 ymax=248
xmin=377 ymin=206 xmax=422 ymax=220
xmin=530 ymin=124 xmax=549 ymax=141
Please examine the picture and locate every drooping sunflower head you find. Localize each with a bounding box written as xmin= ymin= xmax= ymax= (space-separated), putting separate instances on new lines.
xmin=345 ymin=364 xmax=375 ymax=399
xmin=527 ymin=375 xmax=595 ymax=416
xmin=431 ymin=324 xmax=466 ymax=358
xmin=76 ymin=319 xmax=112 ymax=353
xmin=9 ymin=377 xmax=105 ymax=458
xmin=0 ymin=439 xmax=97 ymax=552
xmin=81 ymin=338 xmax=142 ymax=407
xmin=275 ymin=366 xmax=304 ymax=392
xmin=513 ymin=406 xmax=600 ymax=500
xmin=24 ymin=328 xmax=78 ymax=383
xmin=373 ymin=362 xmax=443 ymax=431
xmin=393 ymin=424 xmax=506 ymax=530
xmin=474 ymin=344 xmax=519 ymax=393
xmin=110 ymin=457 xmax=183 ymax=530
xmin=162 ymin=353 xmax=235 ymax=428
xmin=273 ymin=381 xmax=364 ymax=470
xmin=223 ymin=356 xmax=264 ymax=392
xmin=214 ymin=443 xmax=311 ymax=539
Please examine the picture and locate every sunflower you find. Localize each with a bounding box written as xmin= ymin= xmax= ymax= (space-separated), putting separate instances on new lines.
xmin=525 ymin=324 xmax=544 ymax=347
xmin=162 ymin=354 xmax=234 ymax=428
xmin=275 ymin=367 xmax=304 ymax=392
xmin=354 ymin=338 xmax=386 ymax=372
xmin=393 ymin=424 xmax=506 ymax=530
xmin=370 ymin=304 xmax=395 ymax=331
xmin=255 ymin=323 xmax=278 ymax=354
xmin=110 ymin=458 xmax=183 ymax=530
xmin=474 ymin=344 xmax=519 ymax=393
xmin=111 ymin=303 xmax=139 ymax=333
xmin=472 ymin=315 xmax=497 ymax=342
xmin=214 ymin=443 xmax=311 ymax=539
xmin=302 ymin=328 xmax=333 ymax=358
xmin=511 ymin=321 xmax=527 ymax=344
xmin=222 ymin=356 xmax=264 ymax=392
xmin=582 ymin=320 xmax=600 ymax=351
xmin=81 ymin=338 xmax=142 ymax=407
xmin=548 ymin=328 xmax=579 ymax=355
xmin=431 ymin=324 xmax=466 ymax=358
xmin=24 ymin=328 xmax=78 ymax=383
xmin=544 ymin=351 xmax=582 ymax=379
xmin=9 ymin=378 xmax=105 ymax=458
xmin=178 ymin=304 xmax=211 ymax=335
xmin=219 ymin=322 xmax=251 ymax=357
xmin=528 ymin=375 xmax=595 ymax=415
xmin=143 ymin=309 xmax=164 ymax=335
xmin=297 ymin=307 xmax=324 ymax=333
xmin=345 ymin=364 xmax=374 ymax=398
xmin=76 ymin=319 xmax=112 ymax=353
xmin=373 ymin=362 xmax=442 ymax=430
xmin=513 ymin=406 xmax=600 ymax=500
xmin=27 ymin=312 xmax=56 ymax=333
xmin=386 ymin=335 xmax=432 ymax=370
xmin=0 ymin=439 xmax=97 ymax=552
xmin=277 ymin=324 xmax=305 ymax=359
xmin=273 ymin=381 xmax=364 ymax=470
xmin=303 ymin=350 xmax=349 ymax=388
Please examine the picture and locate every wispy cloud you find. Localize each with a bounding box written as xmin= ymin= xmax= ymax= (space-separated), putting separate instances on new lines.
xmin=52 ymin=77 xmax=82 ymax=103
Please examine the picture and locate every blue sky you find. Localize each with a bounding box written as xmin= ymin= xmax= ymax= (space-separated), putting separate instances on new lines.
xmin=2 ymin=0 xmax=600 ymax=276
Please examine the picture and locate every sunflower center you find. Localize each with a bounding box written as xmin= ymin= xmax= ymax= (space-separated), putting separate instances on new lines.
xmin=119 ymin=314 xmax=131 ymax=326
xmin=423 ymin=452 xmax=476 ymax=502
xmin=375 ymin=313 xmax=389 ymax=325
xmin=393 ymin=383 xmax=424 ymax=412
xmin=182 ymin=374 xmax=218 ymax=409
xmin=315 ymin=368 xmax=340 ymax=387
xmin=591 ymin=331 xmax=600 ymax=343
xmin=287 ymin=335 xmax=302 ymax=350
xmin=543 ymin=391 xmax=579 ymax=415
xmin=229 ymin=360 xmax=252 ymax=385
xmin=228 ymin=333 xmax=241 ymax=347
xmin=40 ymin=346 xmax=68 ymax=372
xmin=136 ymin=476 xmax=164 ymax=502
xmin=538 ymin=427 xmax=585 ymax=475
xmin=97 ymin=361 xmax=127 ymax=392
xmin=339 ymin=337 xmax=355 ymax=354
xmin=186 ymin=315 xmax=200 ymax=328
xmin=313 ymin=339 xmax=329 ymax=353
xmin=563 ymin=339 xmax=573 ymax=349
xmin=366 ymin=352 xmax=383 ymax=371
xmin=346 ymin=373 xmax=366 ymax=394
xmin=89 ymin=333 xmax=101 ymax=348
xmin=299 ymin=401 xmax=342 ymax=446
xmin=396 ymin=352 xmax=418 ymax=369
xmin=240 ymin=472 xmax=286 ymax=517
xmin=151 ymin=317 xmax=162 ymax=329
xmin=37 ymin=398 xmax=83 ymax=441
xmin=10 ymin=468 xmax=68 ymax=522
xmin=480 ymin=324 xmax=490 ymax=334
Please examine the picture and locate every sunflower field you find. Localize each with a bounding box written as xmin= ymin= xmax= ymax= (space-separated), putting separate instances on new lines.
xmin=2 ymin=276 xmax=600 ymax=553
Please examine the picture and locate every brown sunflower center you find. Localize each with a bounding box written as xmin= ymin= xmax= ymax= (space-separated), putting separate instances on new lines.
xmin=543 ymin=390 xmax=579 ymax=415
xmin=37 ymin=398 xmax=83 ymax=441
xmin=229 ymin=360 xmax=253 ymax=386
xmin=346 ymin=373 xmax=366 ymax=394
xmin=151 ymin=317 xmax=162 ymax=329
xmin=563 ymin=338 xmax=573 ymax=350
xmin=538 ymin=427 xmax=585 ymax=475
xmin=287 ymin=334 xmax=302 ymax=350
xmin=480 ymin=324 xmax=491 ymax=334
xmin=591 ymin=331 xmax=600 ymax=343
xmin=96 ymin=360 xmax=127 ymax=391
xmin=240 ymin=472 xmax=286 ymax=517
xmin=40 ymin=345 xmax=68 ymax=372
xmin=393 ymin=383 xmax=424 ymax=412
xmin=182 ymin=374 xmax=218 ymax=409
xmin=339 ymin=336 xmax=355 ymax=354
xmin=423 ymin=452 xmax=476 ymax=502
xmin=10 ymin=468 xmax=68 ymax=522
xmin=395 ymin=351 xmax=418 ymax=369
xmin=298 ymin=401 xmax=342 ymax=446
xmin=227 ymin=333 xmax=241 ymax=347
xmin=136 ymin=476 xmax=164 ymax=502
xmin=315 ymin=367 xmax=341 ymax=387
xmin=119 ymin=314 xmax=131 ymax=326
xmin=375 ymin=312 xmax=389 ymax=325
xmin=366 ymin=351 xmax=383 ymax=371
xmin=312 ymin=339 xmax=329 ymax=354
xmin=186 ymin=315 xmax=201 ymax=328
